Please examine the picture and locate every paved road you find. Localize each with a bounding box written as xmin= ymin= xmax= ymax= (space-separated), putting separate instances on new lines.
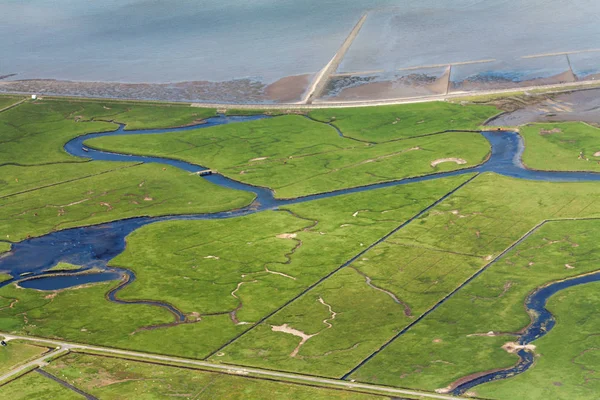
xmin=0 ymin=333 xmax=464 ymax=400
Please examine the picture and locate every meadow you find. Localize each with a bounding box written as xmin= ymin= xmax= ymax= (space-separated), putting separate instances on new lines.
xmin=0 ymin=163 xmax=254 ymax=242
xmin=476 ymin=281 xmax=600 ymax=399
xmin=347 ymin=184 xmax=600 ymax=393
xmin=3 ymin=93 xmax=600 ymax=399
xmin=520 ymin=122 xmax=600 ymax=172
xmin=86 ymin=115 xmax=490 ymax=198
xmin=0 ymin=175 xmax=469 ymax=359
xmin=21 ymin=353 xmax=393 ymax=400
xmin=308 ymin=102 xmax=499 ymax=142
xmin=0 ymin=371 xmax=82 ymax=400
xmin=0 ymin=338 xmax=48 ymax=376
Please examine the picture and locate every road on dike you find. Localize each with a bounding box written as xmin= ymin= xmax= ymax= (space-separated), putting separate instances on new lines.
xmin=0 ymin=332 xmax=465 ymax=400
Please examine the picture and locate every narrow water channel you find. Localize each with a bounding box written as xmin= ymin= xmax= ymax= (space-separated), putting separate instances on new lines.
xmin=2 ymin=114 xmax=600 ymax=391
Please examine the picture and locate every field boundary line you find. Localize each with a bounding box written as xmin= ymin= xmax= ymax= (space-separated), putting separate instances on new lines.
xmin=206 ymin=174 xmax=480 ymax=358
xmin=342 ymin=216 xmax=600 ymax=379
xmin=35 ymin=369 xmax=98 ymax=399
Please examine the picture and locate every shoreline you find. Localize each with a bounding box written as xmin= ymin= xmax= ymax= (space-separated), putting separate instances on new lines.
xmin=3 ymin=78 xmax=600 ymax=110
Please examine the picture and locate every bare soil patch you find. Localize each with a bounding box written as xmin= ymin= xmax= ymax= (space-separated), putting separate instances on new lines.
xmin=430 ymin=158 xmax=467 ymax=167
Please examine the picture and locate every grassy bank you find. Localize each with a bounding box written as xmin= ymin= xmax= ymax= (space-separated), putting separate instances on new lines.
xmin=308 ymin=102 xmax=498 ymax=142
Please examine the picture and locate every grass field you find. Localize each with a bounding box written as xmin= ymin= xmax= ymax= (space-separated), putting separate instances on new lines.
xmin=0 ymin=371 xmax=83 ymax=400
xmin=346 ymin=179 xmax=600 ymax=391
xmin=39 ymin=353 xmax=391 ymax=400
xmin=0 ymin=281 xmax=178 ymax=355
xmin=520 ymin=122 xmax=600 ymax=172
xmin=0 ymin=339 xmax=48 ymax=375
xmin=4 ymin=94 xmax=600 ymax=400
xmin=308 ymin=102 xmax=499 ymax=142
xmin=0 ymin=176 xmax=470 ymax=359
xmin=0 ymin=98 xmax=215 ymax=165
xmin=215 ymin=173 xmax=600 ymax=376
xmin=86 ymin=115 xmax=490 ymax=198
xmin=0 ymin=161 xmax=135 ymax=199
xmin=0 ymin=163 xmax=254 ymax=242
xmin=476 ymin=281 xmax=600 ymax=400
xmin=0 ymin=96 xmax=24 ymax=110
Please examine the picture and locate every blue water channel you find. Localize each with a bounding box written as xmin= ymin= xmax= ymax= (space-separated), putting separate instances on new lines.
xmin=3 ymin=114 xmax=600 ymax=390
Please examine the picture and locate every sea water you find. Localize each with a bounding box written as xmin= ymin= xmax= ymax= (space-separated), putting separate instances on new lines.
xmin=1 ymin=0 xmax=599 ymax=84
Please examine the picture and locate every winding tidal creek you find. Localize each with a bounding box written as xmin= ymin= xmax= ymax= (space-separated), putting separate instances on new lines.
xmin=3 ymin=114 xmax=600 ymax=390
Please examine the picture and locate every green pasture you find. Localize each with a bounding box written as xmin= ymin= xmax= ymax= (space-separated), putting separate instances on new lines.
xmin=0 ymin=176 xmax=469 ymax=359
xmin=220 ymin=174 xmax=600 ymax=379
xmin=0 ymin=371 xmax=82 ymax=400
xmin=308 ymin=102 xmax=498 ymax=142
xmin=0 ymin=339 xmax=48 ymax=376
xmin=477 ymin=281 xmax=600 ymax=400
xmin=86 ymin=115 xmax=490 ymax=198
xmin=0 ymin=161 xmax=136 ymax=199
xmin=0 ymin=98 xmax=215 ymax=165
xmin=348 ymin=179 xmax=600 ymax=391
xmin=0 ymin=96 xmax=24 ymax=110
xmin=0 ymin=163 xmax=254 ymax=242
xmin=41 ymin=353 xmax=389 ymax=400
xmin=520 ymin=122 xmax=600 ymax=172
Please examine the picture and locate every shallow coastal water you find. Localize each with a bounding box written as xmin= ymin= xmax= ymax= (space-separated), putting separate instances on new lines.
xmin=2 ymin=0 xmax=599 ymax=88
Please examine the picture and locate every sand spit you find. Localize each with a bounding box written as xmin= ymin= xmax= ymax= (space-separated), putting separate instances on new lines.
xmin=430 ymin=158 xmax=467 ymax=167
xmin=502 ymin=341 xmax=536 ymax=354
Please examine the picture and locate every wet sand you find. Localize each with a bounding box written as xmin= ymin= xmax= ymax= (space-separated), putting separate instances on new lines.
xmin=325 ymin=69 xmax=448 ymax=101
xmin=488 ymin=88 xmax=600 ymax=126
xmin=264 ymin=74 xmax=312 ymax=103
xmin=0 ymin=76 xmax=310 ymax=104
xmin=451 ymin=69 xmax=578 ymax=93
